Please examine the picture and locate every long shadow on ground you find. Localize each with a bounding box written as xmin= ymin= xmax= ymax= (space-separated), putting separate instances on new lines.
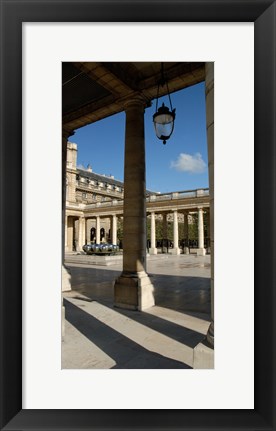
xmin=112 ymin=307 xmax=207 ymax=349
xmin=64 ymin=299 xmax=191 ymax=369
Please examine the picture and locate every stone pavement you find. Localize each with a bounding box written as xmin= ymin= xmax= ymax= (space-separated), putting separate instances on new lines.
xmin=62 ymin=254 xmax=211 ymax=369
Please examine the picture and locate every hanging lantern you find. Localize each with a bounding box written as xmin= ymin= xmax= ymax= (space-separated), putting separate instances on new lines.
xmin=153 ymin=63 xmax=176 ymax=145
xmin=153 ymin=103 xmax=176 ymax=145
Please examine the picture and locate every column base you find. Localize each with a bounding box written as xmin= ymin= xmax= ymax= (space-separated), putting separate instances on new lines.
xmin=197 ymin=248 xmax=206 ymax=256
xmin=171 ymin=247 xmax=180 ymax=255
xmin=149 ymin=247 xmax=158 ymax=255
xmin=114 ymin=271 xmax=155 ymax=311
xmin=62 ymin=265 xmax=72 ymax=292
xmin=193 ymin=339 xmax=214 ymax=369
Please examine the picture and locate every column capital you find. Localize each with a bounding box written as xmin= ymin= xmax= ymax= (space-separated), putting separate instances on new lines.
xmin=122 ymin=94 xmax=148 ymax=110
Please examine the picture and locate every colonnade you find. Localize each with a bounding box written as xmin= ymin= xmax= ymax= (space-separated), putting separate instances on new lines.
xmin=65 ymin=214 xmax=121 ymax=252
xmin=65 ymin=207 xmax=209 ymax=256
xmin=148 ymin=209 xmax=209 ymax=256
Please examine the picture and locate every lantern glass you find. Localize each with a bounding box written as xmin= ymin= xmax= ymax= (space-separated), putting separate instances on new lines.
xmin=153 ymin=112 xmax=174 ymax=140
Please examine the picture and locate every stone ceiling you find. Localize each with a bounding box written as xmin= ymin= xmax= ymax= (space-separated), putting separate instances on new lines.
xmin=62 ymin=62 xmax=205 ymax=132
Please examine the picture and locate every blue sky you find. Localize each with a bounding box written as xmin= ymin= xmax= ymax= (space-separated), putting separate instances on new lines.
xmin=72 ymin=82 xmax=209 ymax=193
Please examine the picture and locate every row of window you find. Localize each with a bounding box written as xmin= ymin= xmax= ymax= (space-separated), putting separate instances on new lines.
xmin=81 ymin=192 xmax=111 ymax=203
xmin=76 ymin=175 xmax=123 ymax=192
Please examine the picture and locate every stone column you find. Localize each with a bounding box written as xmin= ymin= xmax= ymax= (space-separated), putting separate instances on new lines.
xmin=162 ymin=213 xmax=168 ymax=253
xmin=65 ymin=215 xmax=68 ymax=252
xmin=205 ymin=62 xmax=214 ymax=349
xmin=206 ymin=210 xmax=211 ymax=253
xmin=62 ymin=128 xmax=73 ymax=341
xmin=197 ymin=207 xmax=206 ymax=256
xmin=62 ymin=130 xmax=70 ymax=259
xmin=83 ymin=218 xmax=87 ymax=245
xmin=112 ymin=214 xmax=117 ymax=245
xmin=149 ymin=212 xmax=157 ymax=255
xmin=172 ymin=210 xmax=180 ymax=255
xmin=77 ymin=216 xmax=86 ymax=251
xmin=62 ymin=130 xmax=73 ymax=293
xmin=194 ymin=62 xmax=214 ymax=368
xmin=114 ymin=97 xmax=155 ymax=311
xmin=183 ymin=212 xmax=189 ymax=254
xmin=76 ymin=218 xmax=81 ymax=252
xmin=96 ymin=216 xmax=101 ymax=243
xmin=67 ymin=217 xmax=74 ymax=252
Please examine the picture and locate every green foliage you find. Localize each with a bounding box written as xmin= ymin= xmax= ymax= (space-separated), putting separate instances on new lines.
xmin=187 ymin=212 xmax=209 ymax=239
xmin=147 ymin=218 xmax=184 ymax=240
xmin=116 ymin=212 xmax=209 ymax=242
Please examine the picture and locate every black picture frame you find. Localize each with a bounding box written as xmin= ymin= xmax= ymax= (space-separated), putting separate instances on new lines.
xmin=0 ymin=1 xmax=275 ymax=430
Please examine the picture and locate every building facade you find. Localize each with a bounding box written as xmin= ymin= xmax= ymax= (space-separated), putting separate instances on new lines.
xmin=65 ymin=142 xmax=210 ymax=255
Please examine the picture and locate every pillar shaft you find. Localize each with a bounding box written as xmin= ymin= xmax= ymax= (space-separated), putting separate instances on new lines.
xmin=183 ymin=212 xmax=190 ymax=254
xmin=149 ymin=212 xmax=157 ymax=255
xmin=62 ymin=132 xmax=68 ymax=261
xmin=67 ymin=217 xmax=74 ymax=251
xmin=198 ymin=208 xmax=204 ymax=249
xmin=151 ymin=212 xmax=156 ymax=247
xmin=172 ymin=210 xmax=180 ymax=255
xmin=197 ymin=208 xmax=206 ymax=256
xmin=84 ymin=218 xmax=87 ymax=244
xmin=96 ymin=216 xmax=100 ymax=243
xmin=62 ymin=129 xmax=73 ymax=292
xmin=77 ymin=217 xmax=86 ymax=251
xmin=162 ymin=213 xmax=168 ymax=253
xmin=205 ymin=62 xmax=214 ymax=347
xmin=65 ymin=215 xmax=68 ymax=251
xmin=122 ymin=99 xmax=147 ymax=273
xmin=173 ymin=210 xmax=179 ymax=247
xmin=114 ymin=97 xmax=155 ymax=310
xmin=112 ymin=214 xmax=117 ymax=244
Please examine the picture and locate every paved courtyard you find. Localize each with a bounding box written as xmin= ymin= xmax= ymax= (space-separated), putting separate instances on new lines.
xmin=62 ymin=253 xmax=211 ymax=369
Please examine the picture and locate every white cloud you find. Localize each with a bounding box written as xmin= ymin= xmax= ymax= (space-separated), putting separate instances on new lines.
xmin=170 ymin=152 xmax=207 ymax=174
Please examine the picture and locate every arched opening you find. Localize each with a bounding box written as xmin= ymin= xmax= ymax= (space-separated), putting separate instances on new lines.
xmin=90 ymin=227 xmax=96 ymax=242
xmin=100 ymin=227 xmax=105 ymax=242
